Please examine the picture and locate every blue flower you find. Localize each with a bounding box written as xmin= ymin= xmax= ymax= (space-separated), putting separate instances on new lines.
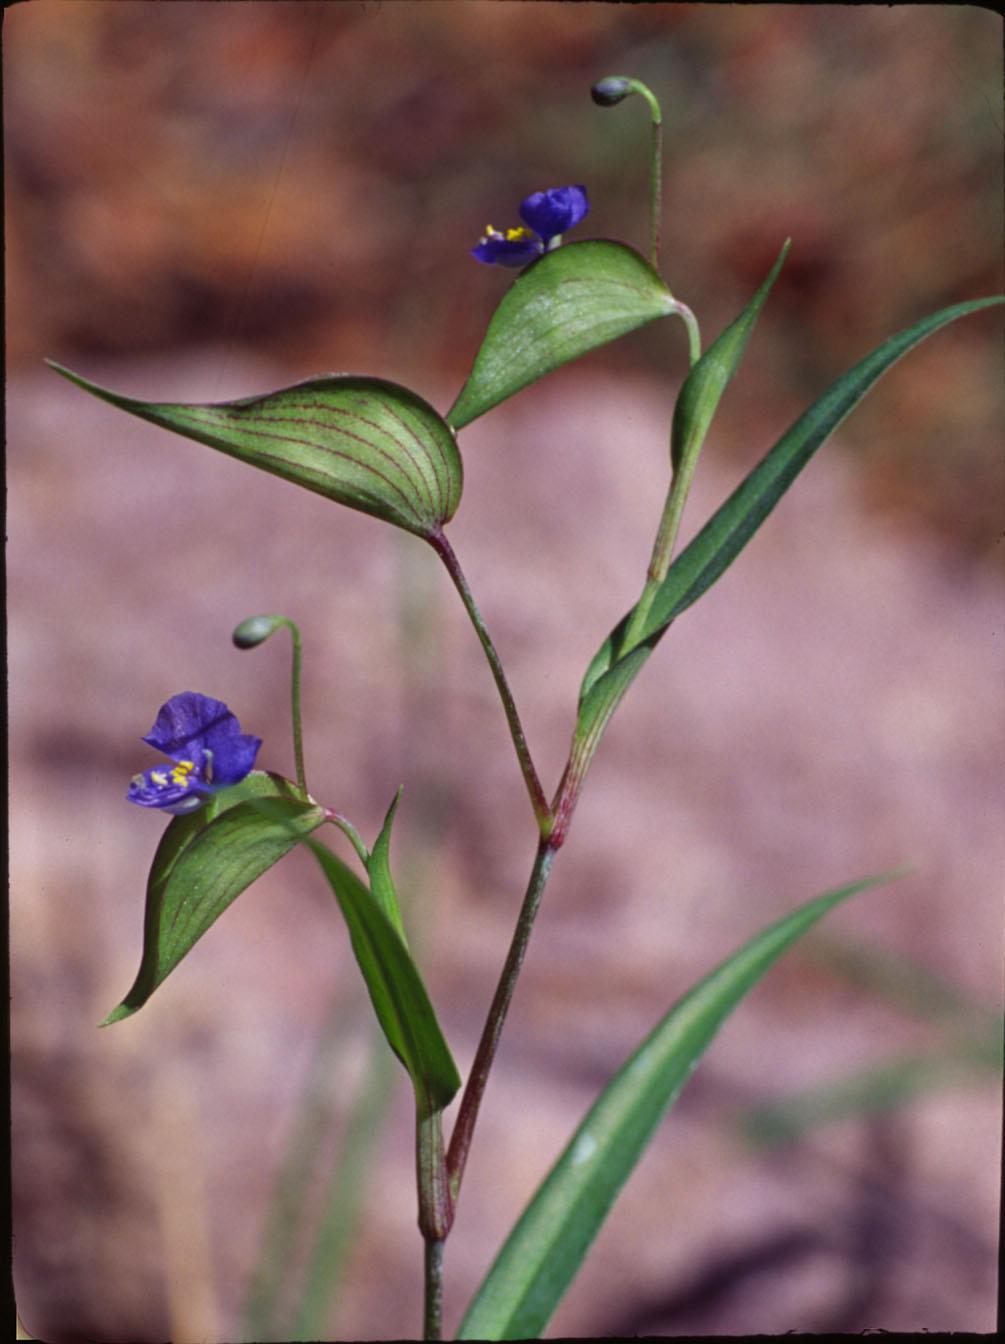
xmin=128 ymin=691 xmax=262 ymax=813
xmin=470 ymin=224 xmax=543 ymax=268
xmin=471 ymin=184 xmax=589 ymax=266
xmin=518 ymin=185 xmax=589 ymax=244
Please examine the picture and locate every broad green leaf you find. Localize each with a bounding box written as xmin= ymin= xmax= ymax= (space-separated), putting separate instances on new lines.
xmin=574 ymin=295 xmax=1004 ymax=762
xmin=458 ymin=872 xmax=897 ymax=1340
xmin=103 ymin=772 xmax=324 ymax=1024
xmin=365 ymin=786 xmax=408 ymax=944
xmin=47 ymin=363 xmax=462 ymax=539
xmin=448 ymin=241 xmax=676 ymax=430
xmin=306 ymin=839 xmax=460 ymax=1114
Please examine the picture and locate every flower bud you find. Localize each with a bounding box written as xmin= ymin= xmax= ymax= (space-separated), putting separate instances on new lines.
xmin=591 ymin=76 xmax=632 ymax=107
xmin=232 ymin=614 xmax=285 ymax=649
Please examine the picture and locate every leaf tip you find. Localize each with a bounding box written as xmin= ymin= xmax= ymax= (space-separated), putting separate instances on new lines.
xmin=45 ymin=357 xmax=79 ymax=384
xmin=99 ymin=1002 xmax=136 ymax=1027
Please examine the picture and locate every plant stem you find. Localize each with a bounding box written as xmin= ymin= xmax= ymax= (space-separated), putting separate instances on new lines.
xmin=670 ymin=299 xmax=702 ymax=370
xmin=324 ymin=811 xmax=370 ymax=866
xmin=622 ymin=301 xmax=704 ymax=646
xmin=648 ymin=99 xmax=663 ymax=271
xmin=284 ymin=618 xmax=307 ymax=794
xmin=643 ymin=302 xmax=704 ymax=592
xmin=423 ymin=1237 xmax=445 ymax=1340
xmin=417 ymin=1108 xmax=450 ymax=1337
xmin=429 ymin=530 xmax=552 ymax=834
xmin=445 ymin=837 xmax=557 ymax=1207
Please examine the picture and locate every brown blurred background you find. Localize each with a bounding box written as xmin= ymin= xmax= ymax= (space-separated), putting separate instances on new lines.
xmin=7 ymin=3 xmax=1002 ymax=1341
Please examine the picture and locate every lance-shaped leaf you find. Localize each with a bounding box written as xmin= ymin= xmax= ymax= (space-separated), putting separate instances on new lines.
xmin=448 ymin=240 xmax=676 ymax=430
xmin=573 ymin=294 xmax=1004 ymax=768
xmin=638 ymin=295 xmax=1004 ymax=644
xmin=306 ymin=839 xmax=460 ymax=1114
xmin=457 ymin=872 xmax=898 ymax=1340
xmin=47 ymin=363 xmax=463 ymax=539
xmin=668 ymin=240 xmax=789 ymax=479
xmin=576 ymin=247 xmax=790 ymax=711
xmin=103 ymin=772 xmax=325 ymax=1024
xmin=364 ymin=787 xmax=408 ymax=945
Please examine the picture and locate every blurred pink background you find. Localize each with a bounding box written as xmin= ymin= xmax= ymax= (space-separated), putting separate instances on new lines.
xmin=7 ymin=4 xmax=1002 ymax=1340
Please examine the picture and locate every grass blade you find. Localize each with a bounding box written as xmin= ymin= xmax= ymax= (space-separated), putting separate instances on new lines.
xmin=458 ymin=871 xmax=898 ymax=1340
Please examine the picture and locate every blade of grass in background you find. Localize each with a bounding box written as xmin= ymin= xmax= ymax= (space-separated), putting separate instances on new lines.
xmin=737 ymin=938 xmax=1002 ymax=1148
xmin=240 ymin=993 xmax=365 ymax=1341
xmin=802 ymin=934 xmax=995 ymax=1027
xmin=290 ymin=1027 xmax=398 ymax=1339
xmin=738 ymin=1026 xmax=1003 ymax=1148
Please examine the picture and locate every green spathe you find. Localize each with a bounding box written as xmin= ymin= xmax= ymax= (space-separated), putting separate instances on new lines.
xmin=49 ymin=363 xmax=463 ymax=539
xmin=103 ymin=772 xmax=325 ymax=1024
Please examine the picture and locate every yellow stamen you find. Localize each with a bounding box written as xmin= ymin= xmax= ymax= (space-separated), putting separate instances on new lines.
xmin=505 ymin=226 xmax=532 ymax=242
xmin=151 ymin=771 xmax=168 ymax=786
xmin=169 ymin=759 xmax=197 ymax=787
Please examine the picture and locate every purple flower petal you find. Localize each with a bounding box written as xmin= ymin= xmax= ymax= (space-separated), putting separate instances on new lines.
xmin=143 ymin=691 xmax=239 ymax=764
xmin=518 ymin=185 xmax=589 ymax=243
xmin=131 ymin=691 xmax=261 ymax=809
xmin=127 ymin=763 xmax=209 ymax=813
xmin=470 ymin=227 xmax=543 ymax=268
xmin=207 ymin=732 xmax=263 ymax=787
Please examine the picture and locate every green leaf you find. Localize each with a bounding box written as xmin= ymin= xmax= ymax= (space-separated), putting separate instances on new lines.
xmin=639 ymin=295 xmax=1004 ymax=643
xmin=573 ymin=640 xmax=657 ymax=777
xmin=670 ymin=240 xmax=789 ymax=475
xmin=365 ymin=786 xmax=408 ymax=945
xmin=306 ymin=838 xmax=460 ymax=1114
xmin=457 ymin=871 xmax=898 ymax=1341
xmin=47 ymin=363 xmax=463 ymax=539
xmin=575 ymin=242 xmax=786 ymax=713
xmin=103 ymin=773 xmax=325 ymax=1024
xmin=575 ymin=295 xmax=1004 ymax=759
xmin=448 ymin=241 xmax=676 ymax=430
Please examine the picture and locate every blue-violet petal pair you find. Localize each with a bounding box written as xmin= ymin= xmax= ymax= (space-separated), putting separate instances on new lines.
xmin=472 ymin=185 xmax=589 ymax=267
xmin=128 ymin=691 xmax=262 ymax=813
